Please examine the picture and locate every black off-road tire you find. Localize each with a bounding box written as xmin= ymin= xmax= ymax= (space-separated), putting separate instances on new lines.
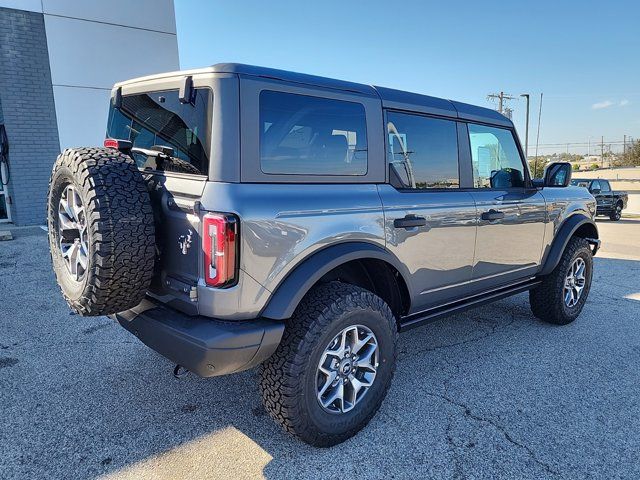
xmin=48 ymin=147 xmax=155 ymax=316
xmin=529 ymin=237 xmax=593 ymax=325
xmin=609 ymin=202 xmax=622 ymax=221
xmin=260 ymin=282 xmax=398 ymax=447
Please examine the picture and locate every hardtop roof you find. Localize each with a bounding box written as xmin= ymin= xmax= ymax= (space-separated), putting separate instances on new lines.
xmin=115 ymin=63 xmax=513 ymax=127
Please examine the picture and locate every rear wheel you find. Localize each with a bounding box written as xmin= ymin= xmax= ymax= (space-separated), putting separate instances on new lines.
xmin=48 ymin=147 xmax=156 ymax=316
xmin=260 ymin=282 xmax=398 ymax=447
xmin=529 ymin=237 xmax=593 ymax=325
xmin=609 ymin=202 xmax=622 ymax=221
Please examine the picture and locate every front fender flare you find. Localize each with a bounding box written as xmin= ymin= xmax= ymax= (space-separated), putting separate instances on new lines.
xmin=539 ymin=214 xmax=599 ymax=276
xmin=260 ymin=242 xmax=411 ymax=320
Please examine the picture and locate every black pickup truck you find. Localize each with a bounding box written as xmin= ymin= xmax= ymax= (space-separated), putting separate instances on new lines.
xmin=571 ymin=178 xmax=628 ymax=221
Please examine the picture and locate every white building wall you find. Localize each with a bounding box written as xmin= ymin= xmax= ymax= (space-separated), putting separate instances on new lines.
xmin=0 ymin=0 xmax=180 ymax=149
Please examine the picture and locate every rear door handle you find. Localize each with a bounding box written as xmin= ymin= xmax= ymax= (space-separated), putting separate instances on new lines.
xmin=393 ymin=215 xmax=427 ymax=229
xmin=481 ymin=209 xmax=505 ymax=221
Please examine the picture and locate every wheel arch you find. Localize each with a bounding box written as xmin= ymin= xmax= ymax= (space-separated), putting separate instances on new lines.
xmin=260 ymin=242 xmax=412 ymax=321
xmin=539 ymin=214 xmax=599 ymax=276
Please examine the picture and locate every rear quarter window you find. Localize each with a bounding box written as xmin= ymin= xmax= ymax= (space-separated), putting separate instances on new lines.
xmin=259 ymin=91 xmax=368 ymax=176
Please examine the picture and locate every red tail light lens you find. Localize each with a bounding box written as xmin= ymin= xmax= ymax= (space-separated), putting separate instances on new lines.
xmin=203 ymin=213 xmax=238 ymax=288
xmin=104 ymin=138 xmax=133 ymax=150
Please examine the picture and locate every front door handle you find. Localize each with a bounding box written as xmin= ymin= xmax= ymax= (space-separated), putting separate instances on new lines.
xmin=393 ymin=214 xmax=427 ymax=229
xmin=481 ymin=209 xmax=505 ymax=221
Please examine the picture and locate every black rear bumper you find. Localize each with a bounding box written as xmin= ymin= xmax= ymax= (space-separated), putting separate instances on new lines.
xmin=112 ymin=300 xmax=284 ymax=377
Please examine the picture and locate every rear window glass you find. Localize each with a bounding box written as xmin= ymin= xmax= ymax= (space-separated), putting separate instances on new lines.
xmin=106 ymin=88 xmax=212 ymax=175
xmin=259 ymin=91 xmax=368 ymax=176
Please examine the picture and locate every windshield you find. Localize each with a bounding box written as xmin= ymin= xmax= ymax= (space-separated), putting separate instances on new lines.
xmin=106 ymin=88 xmax=212 ymax=175
xmin=570 ymin=179 xmax=590 ymax=188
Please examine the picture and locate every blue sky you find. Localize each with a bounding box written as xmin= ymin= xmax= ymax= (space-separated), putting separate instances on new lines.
xmin=175 ymin=0 xmax=639 ymax=155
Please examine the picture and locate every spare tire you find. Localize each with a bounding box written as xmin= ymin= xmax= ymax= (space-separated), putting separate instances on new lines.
xmin=47 ymin=147 xmax=156 ymax=316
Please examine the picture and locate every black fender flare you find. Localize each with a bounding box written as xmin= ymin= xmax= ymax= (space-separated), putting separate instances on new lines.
xmin=539 ymin=214 xmax=599 ymax=276
xmin=260 ymin=242 xmax=411 ymax=320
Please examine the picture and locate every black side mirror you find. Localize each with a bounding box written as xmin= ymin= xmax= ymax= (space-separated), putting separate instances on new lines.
xmin=543 ymin=162 xmax=572 ymax=187
xmin=591 ymin=188 xmax=601 ymax=195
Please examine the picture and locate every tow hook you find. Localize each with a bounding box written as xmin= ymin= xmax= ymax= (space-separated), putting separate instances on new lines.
xmin=173 ymin=364 xmax=189 ymax=379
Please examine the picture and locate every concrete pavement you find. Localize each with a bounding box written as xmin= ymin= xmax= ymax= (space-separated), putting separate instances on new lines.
xmin=1 ymin=219 xmax=639 ymax=479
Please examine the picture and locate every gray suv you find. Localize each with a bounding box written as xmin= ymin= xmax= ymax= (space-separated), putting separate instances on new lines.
xmin=47 ymin=63 xmax=600 ymax=447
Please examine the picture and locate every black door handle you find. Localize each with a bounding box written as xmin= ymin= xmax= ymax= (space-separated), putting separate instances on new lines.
xmin=481 ymin=209 xmax=505 ymax=221
xmin=394 ymin=215 xmax=427 ymax=229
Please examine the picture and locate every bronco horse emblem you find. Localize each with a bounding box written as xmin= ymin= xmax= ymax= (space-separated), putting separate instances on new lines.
xmin=178 ymin=229 xmax=193 ymax=255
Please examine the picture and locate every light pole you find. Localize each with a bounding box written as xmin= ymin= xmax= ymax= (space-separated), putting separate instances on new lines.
xmin=520 ymin=94 xmax=530 ymax=160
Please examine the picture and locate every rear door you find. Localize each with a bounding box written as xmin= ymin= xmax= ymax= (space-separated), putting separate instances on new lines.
xmin=464 ymin=122 xmax=546 ymax=288
xmin=107 ymin=85 xmax=213 ymax=314
xmin=378 ymin=111 xmax=477 ymax=312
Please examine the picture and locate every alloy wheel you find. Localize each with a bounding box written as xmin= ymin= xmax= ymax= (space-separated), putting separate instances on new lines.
xmin=564 ymin=257 xmax=586 ymax=308
xmin=316 ymin=325 xmax=379 ymax=414
xmin=58 ymin=185 xmax=88 ymax=281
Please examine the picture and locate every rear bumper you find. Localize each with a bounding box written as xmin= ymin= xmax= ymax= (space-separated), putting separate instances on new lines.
xmin=112 ymin=300 xmax=284 ymax=377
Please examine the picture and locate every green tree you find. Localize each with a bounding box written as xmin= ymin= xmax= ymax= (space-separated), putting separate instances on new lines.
xmin=590 ymin=163 xmax=599 ymax=170
xmin=619 ymin=140 xmax=640 ymax=167
xmin=528 ymin=157 xmax=547 ymax=178
xmin=573 ymin=163 xmax=580 ymax=171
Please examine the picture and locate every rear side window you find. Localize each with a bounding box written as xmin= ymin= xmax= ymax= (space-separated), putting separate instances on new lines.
xmin=468 ymin=123 xmax=525 ymax=189
xmin=386 ymin=112 xmax=459 ymax=189
xmin=600 ymin=180 xmax=611 ymax=192
xmin=107 ymin=88 xmax=212 ymax=175
xmin=259 ymin=91 xmax=368 ymax=175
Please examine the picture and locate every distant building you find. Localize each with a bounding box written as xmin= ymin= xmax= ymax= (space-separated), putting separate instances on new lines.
xmin=0 ymin=1 xmax=179 ymax=225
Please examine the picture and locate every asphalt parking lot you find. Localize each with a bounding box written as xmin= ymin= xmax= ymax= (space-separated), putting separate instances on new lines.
xmin=1 ymin=219 xmax=639 ymax=479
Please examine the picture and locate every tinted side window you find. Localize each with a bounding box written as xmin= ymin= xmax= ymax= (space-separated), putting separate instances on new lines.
xmin=260 ymin=91 xmax=367 ymax=175
xmin=591 ymin=180 xmax=601 ymax=191
xmin=386 ymin=112 xmax=459 ymax=189
xmin=468 ymin=123 xmax=525 ymax=189
xmin=107 ymin=88 xmax=212 ymax=175
xmin=600 ymin=180 xmax=611 ymax=192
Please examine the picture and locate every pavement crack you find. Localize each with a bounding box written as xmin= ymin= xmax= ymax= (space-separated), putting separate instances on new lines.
xmin=427 ymin=389 xmax=560 ymax=477
xmin=405 ymin=315 xmax=517 ymax=357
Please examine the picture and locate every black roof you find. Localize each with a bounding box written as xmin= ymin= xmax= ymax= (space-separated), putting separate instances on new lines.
xmin=211 ymin=63 xmax=512 ymax=127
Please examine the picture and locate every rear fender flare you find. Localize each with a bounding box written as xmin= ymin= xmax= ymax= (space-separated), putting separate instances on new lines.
xmin=260 ymin=242 xmax=411 ymax=320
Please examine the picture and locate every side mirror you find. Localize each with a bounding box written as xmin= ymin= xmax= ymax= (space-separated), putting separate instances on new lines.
xmin=542 ymin=162 xmax=572 ymax=187
xmin=591 ymin=188 xmax=601 ymax=195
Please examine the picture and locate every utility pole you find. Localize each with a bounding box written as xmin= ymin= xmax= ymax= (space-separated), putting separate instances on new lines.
xmin=601 ymin=136 xmax=604 ymax=168
xmin=624 ymin=135 xmax=627 ymax=155
xmin=487 ymin=92 xmax=516 ymax=114
xmin=520 ymin=94 xmax=530 ymax=159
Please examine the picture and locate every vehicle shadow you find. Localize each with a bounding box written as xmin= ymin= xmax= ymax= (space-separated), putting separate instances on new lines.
xmin=2 ymin=234 xmax=640 ymax=479
xmin=596 ymin=217 xmax=640 ymax=225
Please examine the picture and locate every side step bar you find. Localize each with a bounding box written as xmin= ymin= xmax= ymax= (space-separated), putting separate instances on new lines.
xmin=399 ymin=278 xmax=542 ymax=332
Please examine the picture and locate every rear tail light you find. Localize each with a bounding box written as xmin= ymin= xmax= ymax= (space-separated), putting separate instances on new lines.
xmin=203 ymin=213 xmax=238 ymax=288
xmin=104 ymin=138 xmax=133 ymax=151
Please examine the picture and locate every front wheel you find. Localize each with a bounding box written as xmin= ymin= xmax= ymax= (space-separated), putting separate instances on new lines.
xmin=609 ymin=203 xmax=622 ymax=221
xmin=260 ymin=282 xmax=398 ymax=447
xmin=529 ymin=237 xmax=593 ymax=325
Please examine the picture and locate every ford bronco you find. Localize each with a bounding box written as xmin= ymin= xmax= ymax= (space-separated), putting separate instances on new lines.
xmin=48 ymin=64 xmax=600 ymax=447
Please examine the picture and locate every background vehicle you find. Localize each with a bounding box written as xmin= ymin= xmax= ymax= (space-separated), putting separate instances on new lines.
xmin=47 ymin=64 xmax=600 ymax=447
xmin=571 ymin=178 xmax=628 ymax=220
